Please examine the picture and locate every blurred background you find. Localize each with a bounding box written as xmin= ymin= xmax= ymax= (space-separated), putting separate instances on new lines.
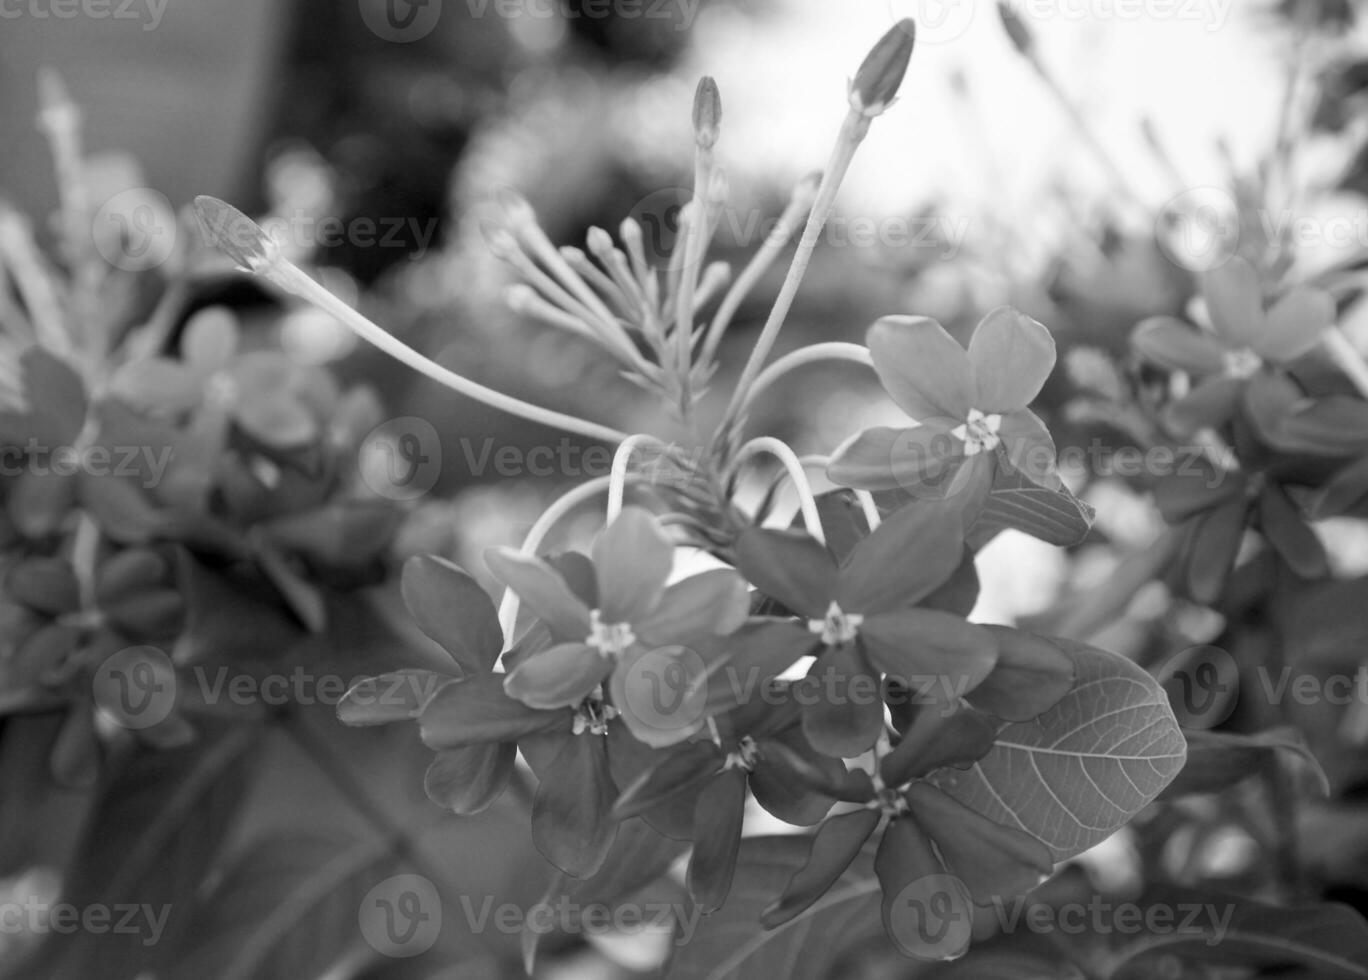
xmin=5 ymin=1 xmax=1368 ymax=977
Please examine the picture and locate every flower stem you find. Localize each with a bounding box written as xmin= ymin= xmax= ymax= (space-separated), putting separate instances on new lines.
xmin=738 ymin=342 xmax=874 ymax=415
xmin=732 ymin=436 xmax=825 ymax=545
xmin=607 ymin=434 xmax=672 ymax=523
xmin=719 ymin=109 xmax=871 ymax=431
xmin=269 ymin=260 xmax=631 ymax=445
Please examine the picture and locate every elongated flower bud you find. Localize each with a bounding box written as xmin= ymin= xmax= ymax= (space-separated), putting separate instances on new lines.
xmin=193 ymin=196 xmax=275 ymax=274
xmin=849 ymin=20 xmax=915 ymax=117
xmin=997 ymin=2 xmax=1035 ymax=56
xmin=693 ymin=76 xmax=722 ymax=149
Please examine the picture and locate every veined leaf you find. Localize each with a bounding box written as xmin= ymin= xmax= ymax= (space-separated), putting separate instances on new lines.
xmin=931 ymin=637 xmax=1186 ymax=862
xmin=966 ymin=467 xmax=1095 ymax=550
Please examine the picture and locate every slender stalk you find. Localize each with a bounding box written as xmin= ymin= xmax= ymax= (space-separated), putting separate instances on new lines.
xmin=732 ymin=436 xmax=825 ymax=545
xmin=607 ymin=434 xmax=671 ymax=522
xmin=720 ymin=109 xmax=870 ymax=430
xmin=738 ymin=342 xmax=873 ymax=414
xmin=270 ymin=261 xmax=630 ymax=445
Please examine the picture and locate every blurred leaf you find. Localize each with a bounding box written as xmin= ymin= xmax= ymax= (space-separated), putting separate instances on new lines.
xmin=1109 ymin=891 xmax=1368 ymax=979
xmin=9 ymin=724 xmax=257 ymax=980
xmin=930 ymin=637 xmax=1186 ymax=862
xmin=1161 ymin=726 xmax=1329 ymax=799
xmin=664 ymin=835 xmax=881 ymax=980
xmin=166 ymin=832 xmax=394 ymax=980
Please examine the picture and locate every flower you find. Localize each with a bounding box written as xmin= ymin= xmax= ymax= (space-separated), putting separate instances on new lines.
xmin=732 ymin=497 xmax=1000 ymax=758
xmin=827 ymin=307 xmax=1059 ymax=499
xmin=761 ymin=703 xmax=1053 ymax=960
xmin=1131 ymin=257 xmax=1335 ymax=432
xmin=484 ymin=506 xmax=750 ymax=745
xmin=611 ymin=688 xmax=846 ymax=911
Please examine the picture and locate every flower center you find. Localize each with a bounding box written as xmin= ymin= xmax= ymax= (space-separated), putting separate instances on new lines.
xmin=809 ymin=601 xmax=863 ymax=646
xmin=1223 ymin=348 xmax=1262 ymax=380
xmin=585 ymin=609 xmax=636 ymax=658
xmin=723 ymin=735 xmax=760 ymax=773
xmin=572 ymin=689 xmax=619 ymax=736
xmin=205 ymin=371 xmax=239 ymax=409
xmin=950 ymin=408 xmax=1002 ymax=456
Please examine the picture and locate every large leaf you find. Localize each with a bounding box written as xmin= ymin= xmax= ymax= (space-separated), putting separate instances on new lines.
xmin=1108 ymin=891 xmax=1368 ymax=979
xmin=8 ymin=724 xmax=256 ymax=980
xmin=930 ymin=637 xmax=1186 ymax=862
xmin=166 ymin=832 xmax=395 ymax=980
xmin=966 ymin=467 xmax=1095 ymax=549
xmin=665 ymin=836 xmax=883 ymax=980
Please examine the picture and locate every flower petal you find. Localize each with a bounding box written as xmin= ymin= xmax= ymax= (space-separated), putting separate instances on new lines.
xmin=1259 ymin=484 xmax=1327 ymax=579
xmin=611 ymin=740 xmax=723 ymax=821
xmin=635 ymin=569 xmax=750 ymax=646
xmin=875 ymin=817 xmax=973 ymax=960
xmin=1201 ymin=256 xmax=1265 ymax=348
xmin=859 ymin=610 xmax=999 ymax=701
xmin=532 ymin=733 xmax=619 ymax=878
xmin=1184 ymin=496 xmax=1247 ymax=604
xmin=735 ymin=527 xmax=837 ymax=619
xmin=837 ymin=497 xmax=966 ymax=614
xmin=1166 ymin=374 xmax=1243 ymax=432
xmin=761 ymin=808 xmax=881 ymax=927
xmin=906 ymin=782 xmax=1053 ymax=903
xmin=750 ymin=728 xmax=844 ymax=826
xmin=593 ymin=506 xmax=674 ymax=622
xmin=1153 ymin=458 xmax=1245 ymax=524
xmin=181 ymin=306 xmax=240 ymax=372
xmin=880 ymin=702 xmax=996 ymax=787
xmin=687 ymin=768 xmax=748 ymax=912
xmin=484 ymin=547 xmax=592 ymax=640
xmin=996 ymin=409 xmax=1060 ymax=490
xmin=867 ymin=315 xmax=973 ymax=420
xmin=611 ymin=642 xmax=713 ymax=747
xmin=801 ymin=644 xmax=886 ymax=758
xmin=1130 ymin=316 xmax=1225 ymax=373
xmin=338 ymin=670 xmax=450 ymax=726
xmin=963 ymin=628 xmax=1075 ymax=722
xmin=418 ymin=672 xmax=570 ymax=748
xmin=424 ymin=742 xmax=515 ymax=815
xmin=1257 ymin=287 xmax=1334 ymax=363
xmin=401 ymin=555 xmax=504 ymax=674
xmin=967 ymin=307 xmax=1056 ymax=412
xmin=828 ymin=423 xmax=962 ymax=494
xmin=504 ymin=642 xmax=613 ymax=710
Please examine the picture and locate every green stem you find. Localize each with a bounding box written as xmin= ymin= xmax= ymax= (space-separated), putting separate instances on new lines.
xmin=731 ymin=436 xmax=825 ymax=545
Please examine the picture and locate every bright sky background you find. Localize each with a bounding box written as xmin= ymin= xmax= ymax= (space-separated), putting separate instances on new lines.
xmin=681 ymin=1 xmax=1308 ymax=221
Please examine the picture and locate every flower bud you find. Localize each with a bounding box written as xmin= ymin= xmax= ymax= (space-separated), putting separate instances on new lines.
xmin=193 ymin=196 xmax=275 ymax=273
xmin=693 ymin=76 xmax=722 ymax=149
xmin=849 ymin=20 xmax=915 ymax=117
xmin=997 ymin=2 xmax=1035 ymax=56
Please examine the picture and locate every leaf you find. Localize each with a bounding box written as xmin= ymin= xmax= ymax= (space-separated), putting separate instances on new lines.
xmin=966 ymin=466 xmax=1094 ymax=549
xmin=1108 ymin=891 xmax=1368 ymax=979
xmin=9 ymin=724 xmax=256 ymax=980
xmin=165 ymin=832 xmax=394 ymax=980
xmin=665 ymin=835 xmax=883 ymax=980
xmin=1160 ymin=726 xmax=1329 ymax=799
xmin=930 ymin=637 xmax=1186 ymax=862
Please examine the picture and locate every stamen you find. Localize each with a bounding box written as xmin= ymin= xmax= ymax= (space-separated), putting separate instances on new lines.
xmin=808 ymin=601 xmax=863 ymax=645
xmin=585 ymin=609 xmax=637 ymax=658
xmin=723 ymin=735 xmax=760 ymax=772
